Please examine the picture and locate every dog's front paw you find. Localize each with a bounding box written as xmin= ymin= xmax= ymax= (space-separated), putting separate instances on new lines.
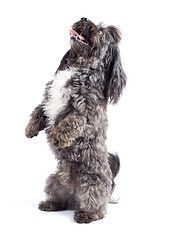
xmin=50 ymin=127 xmax=74 ymax=149
xmin=74 ymin=210 xmax=103 ymax=224
xmin=25 ymin=123 xmax=38 ymax=138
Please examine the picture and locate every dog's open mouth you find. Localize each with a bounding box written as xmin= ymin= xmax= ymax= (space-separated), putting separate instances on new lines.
xmin=70 ymin=29 xmax=89 ymax=47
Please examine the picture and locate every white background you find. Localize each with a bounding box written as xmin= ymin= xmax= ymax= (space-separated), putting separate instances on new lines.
xmin=0 ymin=0 xmax=170 ymax=239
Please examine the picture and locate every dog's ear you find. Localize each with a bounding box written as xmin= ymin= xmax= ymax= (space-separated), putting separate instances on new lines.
xmin=106 ymin=26 xmax=121 ymax=44
xmin=105 ymin=46 xmax=126 ymax=104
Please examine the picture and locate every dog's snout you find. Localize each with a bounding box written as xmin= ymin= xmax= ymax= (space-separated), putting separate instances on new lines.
xmin=81 ymin=17 xmax=89 ymax=22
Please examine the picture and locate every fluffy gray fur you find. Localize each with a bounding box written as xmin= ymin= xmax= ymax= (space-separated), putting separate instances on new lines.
xmin=25 ymin=18 xmax=126 ymax=223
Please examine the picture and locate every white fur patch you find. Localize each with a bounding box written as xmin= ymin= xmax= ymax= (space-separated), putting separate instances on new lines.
xmin=44 ymin=69 xmax=75 ymax=128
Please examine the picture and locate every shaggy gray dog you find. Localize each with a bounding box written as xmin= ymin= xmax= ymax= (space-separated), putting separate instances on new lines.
xmin=25 ymin=18 xmax=126 ymax=223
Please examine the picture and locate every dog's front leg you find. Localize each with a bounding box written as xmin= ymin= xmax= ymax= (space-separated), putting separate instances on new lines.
xmin=50 ymin=113 xmax=86 ymax=149
xmin=25 ymin=104 xmax=46 ymax=138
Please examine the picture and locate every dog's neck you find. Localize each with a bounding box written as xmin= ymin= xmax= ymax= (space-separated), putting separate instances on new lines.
xmin=55 ymin=48 xmax=102 ymax=74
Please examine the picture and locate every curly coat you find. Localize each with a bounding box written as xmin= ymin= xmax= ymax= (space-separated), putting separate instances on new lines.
xmin=25 ymin=18 xmax=126 ymax=223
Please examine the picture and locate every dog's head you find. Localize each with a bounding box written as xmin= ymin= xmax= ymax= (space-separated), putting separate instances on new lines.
xmin=70 ymin=18 xmax=126 ymax=104
xmin=70 ymin=18 xmax=121 ymax=57
xmin=58 ymin=18 xmax=126 ymax=104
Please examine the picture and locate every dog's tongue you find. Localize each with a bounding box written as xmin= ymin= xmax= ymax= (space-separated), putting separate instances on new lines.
xmin=70 ymin=29 xmax=78 ymax=37
xmin=70 ymin=29 xmax=86 ymax=41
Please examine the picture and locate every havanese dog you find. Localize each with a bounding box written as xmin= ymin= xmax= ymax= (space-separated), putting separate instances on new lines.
xmin=25 ymin=17 xmax=126 ymax=223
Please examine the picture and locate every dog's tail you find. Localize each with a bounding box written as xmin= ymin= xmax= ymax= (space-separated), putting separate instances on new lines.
xmin=108 ymin=152 xmax=120 ymax=196
xmin=108 ymin=152 xmax=120 ymax=179
xmin=108 ymin=153 xmax=120 ymax=203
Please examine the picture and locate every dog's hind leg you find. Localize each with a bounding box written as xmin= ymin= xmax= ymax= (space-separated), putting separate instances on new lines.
xmin=38 ymin=173 xmax=75 ymax=211
xmin=74 ymin=170 xmax=112 ymax=223
xmin=74 ymin=183 xmax=110 ymax=223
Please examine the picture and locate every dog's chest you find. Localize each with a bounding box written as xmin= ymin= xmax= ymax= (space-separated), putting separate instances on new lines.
xmin=44 ymin=69 xmax=74 ymax=127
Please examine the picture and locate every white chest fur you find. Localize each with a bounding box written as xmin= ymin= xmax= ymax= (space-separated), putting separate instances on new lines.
xmin=44 ymin=68 xmax=74 ymax=128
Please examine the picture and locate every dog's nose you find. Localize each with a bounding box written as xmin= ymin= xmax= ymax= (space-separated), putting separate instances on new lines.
xmin=81 ymin=17 xmax=89 ymax=22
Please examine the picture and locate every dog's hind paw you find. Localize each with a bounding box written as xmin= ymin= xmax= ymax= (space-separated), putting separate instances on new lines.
xmin=74 ymin=210 xmax=103 ymax=224
xmin=38 ymin=200 xmax=67 ymax=212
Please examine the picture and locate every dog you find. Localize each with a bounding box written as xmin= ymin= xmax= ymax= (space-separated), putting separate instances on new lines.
xmin=25 ymin=17 xmax=126 ymax=223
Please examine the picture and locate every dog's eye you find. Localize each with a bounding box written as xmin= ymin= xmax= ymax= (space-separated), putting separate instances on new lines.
xmin=98 ymin=29 xmax=102 ymax=35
